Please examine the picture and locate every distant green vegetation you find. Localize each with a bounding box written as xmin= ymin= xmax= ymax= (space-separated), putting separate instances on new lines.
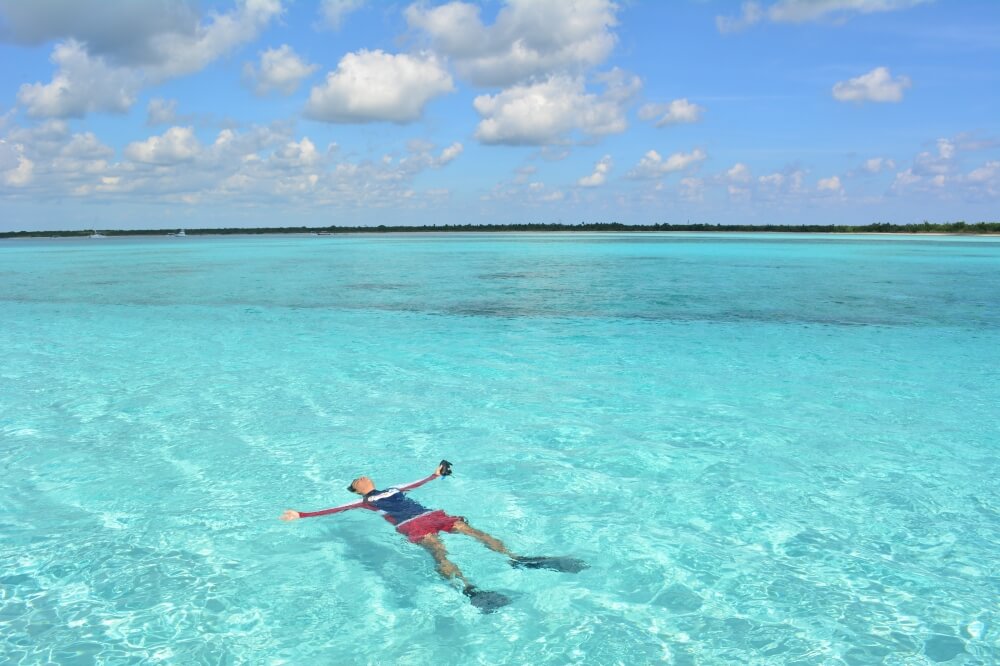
xmin=2 ymin=221 xmax=999 ymax=239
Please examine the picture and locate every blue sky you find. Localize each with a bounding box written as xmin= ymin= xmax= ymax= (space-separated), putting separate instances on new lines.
xmin=0 ymin=0 xmax=998 ymax=231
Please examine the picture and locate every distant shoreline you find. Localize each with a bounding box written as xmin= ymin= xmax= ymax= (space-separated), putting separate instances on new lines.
xmin=2 ymin=222 xmax=999 ymax=239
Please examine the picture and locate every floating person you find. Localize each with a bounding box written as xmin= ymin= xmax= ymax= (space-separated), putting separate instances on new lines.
xmin=280 ymin=460 xmax=586 ymax=612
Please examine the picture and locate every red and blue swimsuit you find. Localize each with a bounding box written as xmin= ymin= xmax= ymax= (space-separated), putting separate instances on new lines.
xmin=298 ymin=474 xmax=462 ymax=542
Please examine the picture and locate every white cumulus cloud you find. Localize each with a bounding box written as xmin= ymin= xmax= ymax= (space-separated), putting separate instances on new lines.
xmin=638 ymin=98 xmax=705 ymax=127
xmin=142 ymin=0 xmax=283 ymax=80
xmin=2 ymin=146 xmax=33 ymax=186
xmin=2 ymin=120 xmax=116 ymax=192
xmin=757 ymin=168 xmax=805 ymax=198
xmin=628 ymin=148 xmax=707 ymax=179
xmin=438 ymin=142 xmax=463 ymax=165
xmin=473 ymin=70 xmax=639 ymax=145
xmin=7 ymin=0 xmax=283 ymax=118
xmin=817 ymin=175 xmax=843 ymax=192
xmin=889 ymin=136 xmax=973 ymax=195
xmin=319 ymin=0 xmax=366 ymax=30
xmin=833 ymin=66 xmax=910 ymax=103
xmin=406 ymin=0 xmax=619 ymax=87
xmin=17 ymin=40 xmax=140 ymax=118
xmin=727 ymin=163 xmax=752 ymax=183
xmin=862 ymin=156 xmax=896 ymax=173
xmin=304 ymin=49 xmax=454 ymax=124
xmin=124 ymin=126 xmax=201 ymax=165
xmin=963 ymin=161 xmax=1000 ymax=198
xmin=578 ymin=154 xmax=612 ymax=187
xmin=245 ymin=45 xmax=318 ymax=96
xmin=270 ymin=137 xmax=321 ymax=169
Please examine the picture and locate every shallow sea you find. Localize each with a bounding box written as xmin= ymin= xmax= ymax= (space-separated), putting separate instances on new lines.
xmin=1 ymin=232 xmax=998 ymax=665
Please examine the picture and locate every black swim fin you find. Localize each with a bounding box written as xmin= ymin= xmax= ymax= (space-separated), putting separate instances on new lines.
xmin=510 ymin=555 xmax=588 ymax=573
xmin=463 ymin=586 xmax=511 ymax=613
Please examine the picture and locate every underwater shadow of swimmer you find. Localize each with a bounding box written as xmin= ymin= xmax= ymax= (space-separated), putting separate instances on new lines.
xmin=320 ymin=529 xmax=427 ymax=607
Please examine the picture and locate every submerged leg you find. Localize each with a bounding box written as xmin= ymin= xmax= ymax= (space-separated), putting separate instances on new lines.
xmin=417 ymin=534 xmax=468 ymax=587
xmin=421 ymin=528 xmax=513 ymax=613
xmin=452 ymin=520 xmax=513 ymax=556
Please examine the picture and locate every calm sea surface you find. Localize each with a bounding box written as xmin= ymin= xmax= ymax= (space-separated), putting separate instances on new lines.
xmin=1 ymin=233 xmax=998 ymax=664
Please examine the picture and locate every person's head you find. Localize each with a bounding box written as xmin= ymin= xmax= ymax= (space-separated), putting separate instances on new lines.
xmin=347 ymin=476 xmax=375 ymax=495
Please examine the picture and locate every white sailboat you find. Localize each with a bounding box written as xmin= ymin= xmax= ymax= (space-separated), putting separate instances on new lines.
xmin=90 ymin=229 xmax=105 ymax=238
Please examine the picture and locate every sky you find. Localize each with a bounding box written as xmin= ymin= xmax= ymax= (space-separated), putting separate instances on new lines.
xmin=0 ymin=0 xmax=998 ymax=231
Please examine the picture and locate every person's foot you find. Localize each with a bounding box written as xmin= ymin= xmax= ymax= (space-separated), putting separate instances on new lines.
xmin=462 ymin=585 xmax=511 ymax=613
xmin=509 ymin=555 xmax=588 ymax=573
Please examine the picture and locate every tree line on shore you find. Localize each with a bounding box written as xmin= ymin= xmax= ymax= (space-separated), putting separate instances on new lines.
xmin=2 ymin=221 xmax=999 ymax=238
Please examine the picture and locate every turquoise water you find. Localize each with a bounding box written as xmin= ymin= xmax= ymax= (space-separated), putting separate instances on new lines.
xmin=1 ymin=232 xmax=998 ymax=665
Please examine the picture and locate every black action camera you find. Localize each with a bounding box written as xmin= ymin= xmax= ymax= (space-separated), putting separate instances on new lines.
xmin=439 ymin=460 xmax=453 ymax=476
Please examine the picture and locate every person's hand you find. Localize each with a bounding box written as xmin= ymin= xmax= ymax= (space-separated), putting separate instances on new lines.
xmin=434 ymin=464 xmax=444 ymax=476
xmin=280 ymin=510 xmax=300 ymax=521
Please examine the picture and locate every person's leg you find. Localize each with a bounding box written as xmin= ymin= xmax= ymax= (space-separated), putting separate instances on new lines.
xmin=451 ymin=520 xmax=513 ymax=557
xmin=418 ymin=532 xmax=512 ymax=611
xmin=417 ymin=534 xmax=469 ymax=587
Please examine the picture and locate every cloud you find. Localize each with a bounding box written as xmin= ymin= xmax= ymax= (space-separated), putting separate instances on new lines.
xmin=438 ymin=142 xmax=463 ymax=165
xmin=7 ymin=115 xmax=462 ymax=210
xmin=891 ymin=150 xmax=1000 ymax=199
xmin=833 ymin=66 xmax=910 ymax=103
xmin=767 ymin=0 xmax=931 ymax=23
xmin=6 ymin=0 xmax=283 ymax=118
xmin=578 ymin=154 xmax=612 ymax=187
xmin=318 ymin=0 xmax=366 ymax=30
xmin=888 ymin=135 xmax=994 ymax=196
xmin=638 ymin=98 xmax=705 ymax=127
xmin=724 ymin=163 xmax=753 ymax=198
xmin=147 ymin=98 xmax=179 ymax=126
xmin=270 ymin=137 xmax=322 ymax=169
xmin=967 ymin=161 xmax=999 ymax=185
xmin=2 ymin=112 xmax=465 ymax=207
xmin=2 ymin=120 xmax=115 ymax=192
xmin=726 ymin=162 xmax=752 ymax=183
xmin=244 ymin=45 xmax=318 ymax=95
xmin=862 ymin=156 xmax=896 ymax=173
xmin=890 ymin=168 xmax=920 ymax=191
xmin=0 ymin=140 xmax=33 ymax=186
xmin=628 ymin=148 xmax=706 ymax=179
xmin=406 ymin=0 xmax=619 ymax=87
xmin=756 ymin=168 xmax=805 ymax=199
xmin=17 ymin=40 xmax=140 ymax=118
xmin=887 ymin=139 xmax=955 ymax=191
xmin=473 ymin=70 xmax=639 ymax=145
xmin=304 ymin=49 xmax=454 ymax=123
xmin=147 ymin=0 xmax=283 ymax=80
xmin=965 ymin=161 xmax=999 ymax=198
xmin=124 ymin=126 xmax=201 ymax=165
xmin=716 ymin=0 xmax=929 ymax=33
xmin=483 ymin=176 xmax=565 ymax=205
xmin=0 ymin=0 xmax=201 ymax=62
xmin=679 ymin=176 xmax=705 ymax=201
xmin=716 ymin=2 xmax=764 ymax=33
xmin=817 ymin=175 xmax=843 ymax=192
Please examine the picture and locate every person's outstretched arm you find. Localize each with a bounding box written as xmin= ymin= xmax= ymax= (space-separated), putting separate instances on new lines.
xmin=393 ymin=463 xmax=449 ymax=492
xmin=280 ymin=500 xmax=365 ymax=521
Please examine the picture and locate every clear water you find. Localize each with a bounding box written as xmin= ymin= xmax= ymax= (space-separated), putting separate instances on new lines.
xmin=1 ymin=233 xmax=998 ymax=665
